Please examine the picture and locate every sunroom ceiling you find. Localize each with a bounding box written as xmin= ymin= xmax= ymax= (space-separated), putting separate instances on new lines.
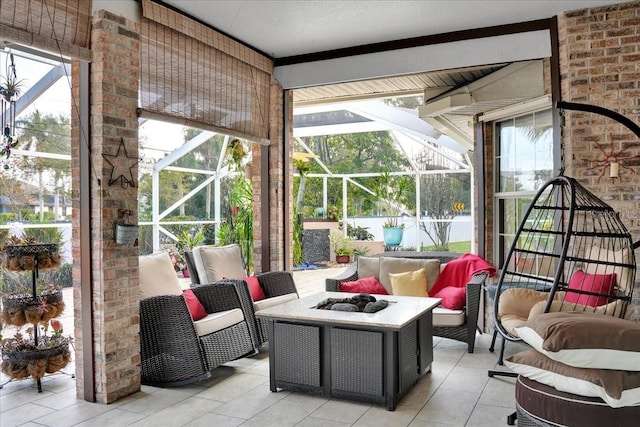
xmin=292 ymin=64 xmax=506 ymax=105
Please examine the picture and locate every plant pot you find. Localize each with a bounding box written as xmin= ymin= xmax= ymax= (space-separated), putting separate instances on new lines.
xmin=383 ymin=227 xmax=404 ymax=247
xmin=115 ymin=224 xmax=139 ymax=245
xmin=182 ymin=268 xmax=190 ymax=278
xmin=335 ymin=255 xmax=351 ymax=264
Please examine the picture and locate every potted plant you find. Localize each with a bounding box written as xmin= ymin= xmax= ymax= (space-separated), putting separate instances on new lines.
xmin=373 ymin=170 xmax=414 ymax=247
xmin=174 ymin=229 xmax=205 ymax=277
xmin=329 ymin=229 xmax=354 ymax=264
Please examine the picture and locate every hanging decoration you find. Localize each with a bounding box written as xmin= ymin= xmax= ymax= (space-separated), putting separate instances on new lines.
xmin=102 ymin=137 xmax=141 ymax=188
xmin=585 ymin=135 xmax=640 ymax=182
xmin=0 ymin=50 xmax=22 ymax=170
xmin=558 ymin=101 xmax=640 ymax=183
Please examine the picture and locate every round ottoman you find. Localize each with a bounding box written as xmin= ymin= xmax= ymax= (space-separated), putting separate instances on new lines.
xmin=515 ymin=375 xmax=640 ymax=427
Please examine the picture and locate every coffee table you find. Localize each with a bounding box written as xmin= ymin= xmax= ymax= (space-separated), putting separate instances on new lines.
xmin=255 ymin=292 xmax=441 ymax=410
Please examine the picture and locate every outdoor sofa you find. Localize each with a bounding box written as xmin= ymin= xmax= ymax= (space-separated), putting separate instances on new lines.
xmin=326 ymin=254 xmax=494 ymax=352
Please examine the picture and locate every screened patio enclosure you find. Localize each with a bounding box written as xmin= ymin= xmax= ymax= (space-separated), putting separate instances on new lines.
xmin=142 ymin=98 xmax=475 ymax=254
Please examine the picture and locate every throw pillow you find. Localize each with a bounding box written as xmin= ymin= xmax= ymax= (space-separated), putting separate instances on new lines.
xmin=389 ymin=268 xmax=428 ymax=297
xmin=504 ymin=349 xmax=640 ymax=408
xmin=433 ymin=286 xmax=466 ymax=309
xmin=565 ymin=269 xmax=616 ymax=307
xmin=339 ymin=276 xmax=388 ymax=295
xmin=183 ymin=289 xmax=207 ymax=321
xmin=245 ymin=276 xmax=266 ymax=301
xmin=515 ymin=311 xmax=640 ymax=371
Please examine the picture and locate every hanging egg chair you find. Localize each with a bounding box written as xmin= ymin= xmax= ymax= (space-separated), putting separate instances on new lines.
xmin=491 ymin=175 xmax=637 ymax=363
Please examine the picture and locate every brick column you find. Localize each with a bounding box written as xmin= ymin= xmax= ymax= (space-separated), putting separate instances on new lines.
xmin=253 ymin=84 xmax=289 ymax=272
xmin=72 ymin=10 xmax=141 ymax=403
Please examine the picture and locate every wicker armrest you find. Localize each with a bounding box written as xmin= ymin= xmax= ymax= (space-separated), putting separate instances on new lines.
xmin=325 ymin=263 xmax=359 ymax=292
xmin=192 ymin=279 xmax=261 ymax=348
xmin=256 ymin=271 xmax=298 ymax=298
xmin=465 ymin=272 xmax=487 ymax=330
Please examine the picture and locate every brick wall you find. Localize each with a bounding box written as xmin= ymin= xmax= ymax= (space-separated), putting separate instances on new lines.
xmin=559 ymin=2 xmax=640 ymax=307
xmin=72 ymin=10 xmax=141 ymax=403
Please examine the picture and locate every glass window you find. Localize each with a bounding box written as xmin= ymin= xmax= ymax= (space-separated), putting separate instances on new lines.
xmin=495 ymin=109 xmax=553 ymax=269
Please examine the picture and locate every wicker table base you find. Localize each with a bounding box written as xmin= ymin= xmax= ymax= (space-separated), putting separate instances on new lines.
xmin=257 ymin=292 xmax=440 ymax=410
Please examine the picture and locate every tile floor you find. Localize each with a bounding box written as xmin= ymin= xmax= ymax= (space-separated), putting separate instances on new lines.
xmin=0 ymin=267 xmax=528 ymax=426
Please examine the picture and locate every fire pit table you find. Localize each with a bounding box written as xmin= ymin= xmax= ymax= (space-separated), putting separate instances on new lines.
xmin=256 ymin=291 xmax=441 ymax=410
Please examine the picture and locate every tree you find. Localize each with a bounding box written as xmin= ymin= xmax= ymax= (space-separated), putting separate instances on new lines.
xmin=294 ymin=131 xmax=411 ymax=217
xmin=419 ymin=174 xmax=465 ymax=250
xmin=15 ymin=110 xmax=71 ymax=220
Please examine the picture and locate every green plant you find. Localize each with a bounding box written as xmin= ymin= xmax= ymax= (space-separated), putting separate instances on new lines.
xmin=175 ymin=229 xmax=204 ymax=252
xmin=347 ymin=223 xmax=374 ymax=241
xmin=352 ymin=246 xmax=370 ymax=256
xmin=217 ymin=174 xmax=253 ymax=272
xmin=329 ymin=229 xmax=353 ymax=256
xmin=373 ymin=170 xmax=414 ymax=228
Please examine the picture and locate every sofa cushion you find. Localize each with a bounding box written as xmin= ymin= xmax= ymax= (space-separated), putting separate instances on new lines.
xmin=584 ymin=246 xmax=633 ymax=294
xmin=253 ymin=293 xmax=299 ymax=311
xmin=357 ymin=256 xmax=381 ymax=281
xmin=389 ymin=268 xmax=429 ymax=297
xmin=193 ymin=308 xmax=245 ymax=337
xmin=193 ymin=244 xmax=246 ymax=283
xmin=183 ymin=289 xmax=207 ymax=321
xmin=139 ymin=251 xmax=183 ymax=299
xmin=340 ymin=276 xmax=388 ymax=295
xmin=516 ymin=311 xmax=640 ymax=371
xmin=505 ymin=349 xmax=640 ymax=408
xmin=432 ymin=307 xmax=465 ymax=327
xmin=379 ymin=257 xmax=440 ymax=294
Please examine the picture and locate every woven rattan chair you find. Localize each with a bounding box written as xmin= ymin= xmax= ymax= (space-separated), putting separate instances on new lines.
xmin=185 ymin=245 xmax=299 ymax=345
xmin=139 ymin=252 xmax=260 ymax=386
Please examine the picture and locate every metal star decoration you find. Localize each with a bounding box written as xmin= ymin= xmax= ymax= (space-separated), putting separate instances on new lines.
xmin=102 ymin=137 xmax=141 ymax=188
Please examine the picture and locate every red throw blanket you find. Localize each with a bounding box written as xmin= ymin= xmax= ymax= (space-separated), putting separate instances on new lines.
xmin=430 ymin=253 xmax=496 ymax=296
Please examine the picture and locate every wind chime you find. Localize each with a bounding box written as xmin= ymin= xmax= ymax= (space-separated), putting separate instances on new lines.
xmin=0 ymin=49 xmax=20 ymax=170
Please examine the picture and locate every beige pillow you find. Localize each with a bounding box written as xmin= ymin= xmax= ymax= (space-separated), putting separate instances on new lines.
xmin=389 ymin=268 xmax=428 ymax=297
xmin=379 ymin=257 xmax=440 ymax=294
xmin=192 ymin=244 xmax=246 ymax=283
xmin=584 ymin=246 xmax=633 ymax=293
xmin=139 ymin=251 xmax=183 ymax=299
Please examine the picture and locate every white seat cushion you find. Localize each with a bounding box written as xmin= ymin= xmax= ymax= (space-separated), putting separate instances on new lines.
xmin=139 ymin=251 xmax=183 ymax=299
xmin=432 ymin=307 xmax=465 ymax=327
xmin=192 ymin=244 xmax=246 ymax=283
xmin=193 ymin=308 xmax=245 ymax=337
xmin=253 ymin=293 xmax=299 ymax=311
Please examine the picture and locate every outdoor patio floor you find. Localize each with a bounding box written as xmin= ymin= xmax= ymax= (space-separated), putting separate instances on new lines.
xmin=0 ymin=266 xmax=528 ymax=426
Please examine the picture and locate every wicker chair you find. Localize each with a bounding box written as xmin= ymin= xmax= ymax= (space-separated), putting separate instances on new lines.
xmin=139 ymin=252 xmax=260 ymax=386
xmin=185 ymin=245 xmax=299 ymax=345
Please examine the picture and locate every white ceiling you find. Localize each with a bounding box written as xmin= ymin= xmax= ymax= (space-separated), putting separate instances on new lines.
xmin=163 ymin=0 xmax=624 ymax=59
